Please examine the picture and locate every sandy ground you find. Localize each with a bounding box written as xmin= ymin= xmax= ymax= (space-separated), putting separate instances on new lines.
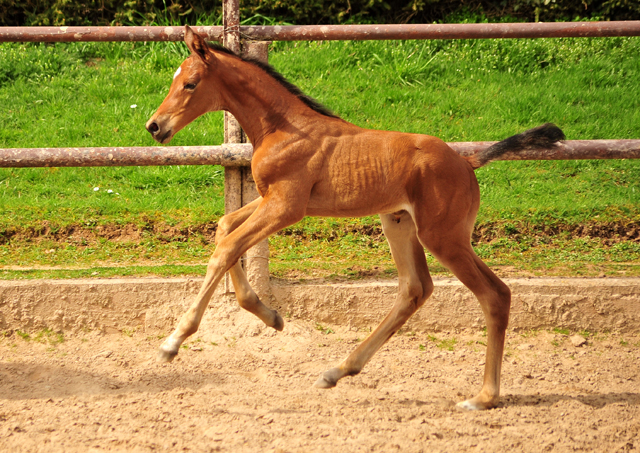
xmin=1 ymin=319 xmax=639 ymax=453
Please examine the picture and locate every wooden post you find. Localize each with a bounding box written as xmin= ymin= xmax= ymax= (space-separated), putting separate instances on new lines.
xmin=222 ymin=0 xmax=243 ymax=217
xmin=241 ymin=41 xmax=271 ymax=300
xmin=222 ymin=0 xmax=271 ymax=298
xmin=223 ymin=0 xmax=242 ymax=294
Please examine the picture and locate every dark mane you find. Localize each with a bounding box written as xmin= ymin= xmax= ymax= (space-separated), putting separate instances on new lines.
xmin=208 ymin=43 xmax=340 ymax=119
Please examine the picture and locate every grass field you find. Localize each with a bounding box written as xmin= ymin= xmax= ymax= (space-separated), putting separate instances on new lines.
xmin=0 ymin=32 xmax=639 ymax=279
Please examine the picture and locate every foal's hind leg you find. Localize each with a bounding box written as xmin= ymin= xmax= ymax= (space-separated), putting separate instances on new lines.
xmin=420 ymin=230 xmax=511 ymax=410
xmin=315 ymin=211 xmax=433 ymax=388
xmin=216 ymin=197 xmax=283 ymax=331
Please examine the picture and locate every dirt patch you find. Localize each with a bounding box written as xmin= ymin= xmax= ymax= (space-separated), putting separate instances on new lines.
xmin=282 ymin=219 xmax=640 ymax=244
xmin=1 ymin=217 xmax=638 ymax=248
xmin=1 ymin=323 xmax=639 ymax=452
xmin=0 ymin=221 xmax=219 ymax=246
xmin=472 ymin=219 xmax=640 ymax=244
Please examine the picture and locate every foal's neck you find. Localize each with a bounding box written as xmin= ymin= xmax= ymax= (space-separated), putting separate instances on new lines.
xmin=214 ymin=52 xmax=330 ymax=147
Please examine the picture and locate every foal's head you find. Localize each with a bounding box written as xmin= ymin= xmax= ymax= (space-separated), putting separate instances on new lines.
xmin=146 ymin=26 xmax=224 ymax=144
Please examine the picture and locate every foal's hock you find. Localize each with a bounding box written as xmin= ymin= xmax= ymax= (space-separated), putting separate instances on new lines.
xmin=146 ymin=25 xmax=565 ymax=410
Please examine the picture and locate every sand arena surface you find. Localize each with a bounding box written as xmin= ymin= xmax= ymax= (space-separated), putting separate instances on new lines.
xmin=1 ymin=317 xmax=639 ymax=452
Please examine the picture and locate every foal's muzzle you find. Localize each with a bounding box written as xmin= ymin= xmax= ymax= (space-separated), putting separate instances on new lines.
xmin=145 ymin=118 xmax=173 ymax=144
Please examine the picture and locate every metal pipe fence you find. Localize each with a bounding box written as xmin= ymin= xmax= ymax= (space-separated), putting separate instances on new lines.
xmin=0 ymin=20 xmax=639 ymax=166
xmin=2 ymin=21 xmax=640 ymax=43
xmin=1 ymin=20 xmax=639 ymax=167
xmin=1 ymin=5 xmax=638 ymax=284
xmin=2 ymin=140 xmax=639 ymax=168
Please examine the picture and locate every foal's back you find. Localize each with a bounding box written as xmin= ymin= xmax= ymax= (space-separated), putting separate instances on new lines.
xmin=302 ymin=122 xmax=477 ymax=219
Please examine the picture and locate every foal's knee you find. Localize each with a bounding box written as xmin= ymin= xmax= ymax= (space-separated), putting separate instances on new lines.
xmin=215 ymin=215 xmax=235 ymax=245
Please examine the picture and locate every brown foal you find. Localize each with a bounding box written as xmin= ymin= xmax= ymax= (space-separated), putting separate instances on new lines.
xmin=146 ymin=25 xmax=565 ymax=410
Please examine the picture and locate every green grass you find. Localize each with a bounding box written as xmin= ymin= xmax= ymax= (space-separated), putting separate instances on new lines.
xmin=272 ymin=37 xmax=640 ymax=141
xmin=0 ymin=264 xmax=207 ymax=280
xmin=0 ymin=34 xmax=639 ymax=279
xmin=427 ymin=334 xmax=458 ymax=351
xmin=0 ymin=41 xmax=226 ymax=227
xmin=33 ymin=328 xmax=64 ymax=345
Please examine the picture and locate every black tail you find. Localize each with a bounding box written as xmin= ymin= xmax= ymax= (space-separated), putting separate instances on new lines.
xmin=468 ymin=123 xmax=565 ymax=169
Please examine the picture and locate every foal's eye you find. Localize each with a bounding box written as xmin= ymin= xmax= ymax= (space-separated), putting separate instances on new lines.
xmin=184 ymin=83 xmax=197 ymax=90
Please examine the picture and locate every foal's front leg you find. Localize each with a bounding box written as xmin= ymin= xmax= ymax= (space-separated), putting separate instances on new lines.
xmin=217 ymin=198 xmax=283 ymax=331
xmin=157 ymin=196 xmax=302 ymax=362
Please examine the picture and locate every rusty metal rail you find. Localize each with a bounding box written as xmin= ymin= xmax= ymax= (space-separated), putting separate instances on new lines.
xmin=241 ymin=21 xmax=640 ymax=41
xmin=451 ymin=139 xmax=640 ymax=161
xmin=0 ymin=25 xmax=222 ymax=43
xmin=2 ymin=21 xmax=640 ymax=43
xmin=2 ymin=140 xmax=638 ymax=168
xmin=0 ymin=144 xmax=253 ymax=167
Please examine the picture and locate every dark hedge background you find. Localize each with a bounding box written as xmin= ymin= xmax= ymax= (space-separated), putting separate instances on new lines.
xmin=1 ymin=0 xmax=639 ymax=27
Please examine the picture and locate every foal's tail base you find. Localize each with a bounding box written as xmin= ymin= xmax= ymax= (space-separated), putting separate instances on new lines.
xmin=466 ymin=123 xmax=565 ymax=169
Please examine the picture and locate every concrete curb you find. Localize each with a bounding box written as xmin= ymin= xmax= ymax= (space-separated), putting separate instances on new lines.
xmin=1 ymin=277 xmax=639 ymax=335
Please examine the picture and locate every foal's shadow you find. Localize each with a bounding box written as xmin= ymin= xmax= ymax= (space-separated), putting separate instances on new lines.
xmin=0 ymin=361 xmax=225 ymax=401
xmin=502 ymin=392 xmax=640 ymax=408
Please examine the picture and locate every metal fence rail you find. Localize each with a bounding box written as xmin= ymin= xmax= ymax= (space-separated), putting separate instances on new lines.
xmin=2 ymin=21 xmax=640 ymax=43
xmin=2 ymin=140 xmax=638 ymax=168
xmin=0 ymin=145 xmax=253 ymax=168
xmin=235 ymin=21 xmax=640 ymax=41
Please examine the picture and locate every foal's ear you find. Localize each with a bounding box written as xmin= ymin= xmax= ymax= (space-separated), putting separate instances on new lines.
xmin=184 ymin=25 xmax=212 ymax=64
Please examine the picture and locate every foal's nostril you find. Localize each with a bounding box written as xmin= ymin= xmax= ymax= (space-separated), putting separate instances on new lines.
xmin=148 ymin=122 xmax=160 ymax=134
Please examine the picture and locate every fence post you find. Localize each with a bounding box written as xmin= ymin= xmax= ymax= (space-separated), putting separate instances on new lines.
xmin=241 ymin=41 xmax=272 ymax=301
xmin=223 ymin=0 xmax=242 ymax=295
xmin=223 ymin=0 xmax=271 ymax=300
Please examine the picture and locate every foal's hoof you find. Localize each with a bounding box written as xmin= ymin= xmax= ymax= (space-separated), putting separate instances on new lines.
xmin=156 ymin=348 xmax=178 ymax=363
xmin=455 ymin=396 xmax=498 ymax=411
xmin=313 ymin=368 xmax=340 ymax=389
xmin=272 ymin=311 xmax=285 ymax=332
